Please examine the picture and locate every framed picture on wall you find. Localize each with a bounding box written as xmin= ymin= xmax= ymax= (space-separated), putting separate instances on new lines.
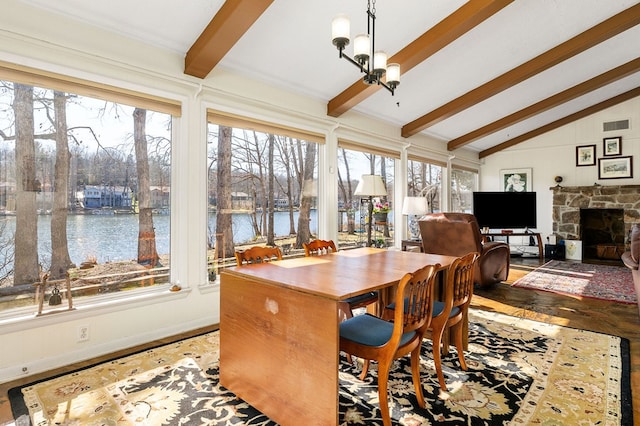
xmin=576 ymin=144 xmax=596 ymax=166
xmin=500 ymin=168 xmax=532 ymax=192
xmin=598 ymin=156 xmax=632 ymax=179
xmin=603 ymin=136 xmax=622 ymax=156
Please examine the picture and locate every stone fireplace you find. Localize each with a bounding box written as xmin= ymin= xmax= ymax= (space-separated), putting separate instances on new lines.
xmin=552 ymin=185 xmax=640 ymax=263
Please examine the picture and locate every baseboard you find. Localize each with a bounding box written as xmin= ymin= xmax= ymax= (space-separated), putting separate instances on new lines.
xmin=0 ymin=316 xmax=215 ymax=384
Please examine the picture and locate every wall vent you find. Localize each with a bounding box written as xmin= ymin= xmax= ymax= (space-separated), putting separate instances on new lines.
xmin=603 ymin=119 xmax=629 ymax=132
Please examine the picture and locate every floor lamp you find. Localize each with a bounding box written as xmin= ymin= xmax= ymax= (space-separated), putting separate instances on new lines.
xmin=354 ymin=175 xmax=387 ymax=247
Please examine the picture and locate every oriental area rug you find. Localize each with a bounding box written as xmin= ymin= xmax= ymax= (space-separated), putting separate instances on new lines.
xmin=10 ymin=310 xmax=632 ymax=425
xmin=512 ymin=260 xmax=637 ymax=304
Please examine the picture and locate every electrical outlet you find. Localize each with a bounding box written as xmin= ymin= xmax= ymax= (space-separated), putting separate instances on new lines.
xmin=77 ymin=325 xmax=89 ymax=342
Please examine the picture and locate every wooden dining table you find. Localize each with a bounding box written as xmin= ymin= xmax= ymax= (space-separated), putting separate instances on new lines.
xmin=219 ymin=247 xmax=457 ymax=426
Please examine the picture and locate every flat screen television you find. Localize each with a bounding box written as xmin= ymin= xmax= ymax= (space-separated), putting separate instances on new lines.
xmin=472 ymin=191 xmax=537 ymax=229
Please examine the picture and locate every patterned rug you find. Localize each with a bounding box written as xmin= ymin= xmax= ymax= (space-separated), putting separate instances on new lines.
xmin=512 ymin=260 xmax=637 ymax=304
xmin=10 ymin=310 xmax=632 ymax=425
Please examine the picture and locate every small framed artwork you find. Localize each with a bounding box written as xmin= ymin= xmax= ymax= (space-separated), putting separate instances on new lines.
xmin=500 ymin=168 xmax=532 ymax=192
xmin=603 ymin=136 xmax=622 ymax=156
xmin=598 ymin=156 xmax=633 ymax=179
xmin=576 ymin=144 xmax=596 ymax=166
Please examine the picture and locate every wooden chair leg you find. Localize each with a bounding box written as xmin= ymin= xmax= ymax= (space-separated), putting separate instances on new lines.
xmin=452 ymin=322 xmax=468 ymax=370
xmin=432 ymin=326 xmax=448 ymax=391
xmin=442 ymin=327 xmax=451 ymax=355
xmin=377 ymin=359 xmax=393 ymax=426
xmin=410 ymin=347 xmax=426 ymax=408
xmin=359 ymin=360 xmax=370 ymax=381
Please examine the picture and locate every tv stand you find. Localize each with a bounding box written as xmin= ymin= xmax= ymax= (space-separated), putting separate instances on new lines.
xmin=483 ymin=231 xmax=543 ymax=260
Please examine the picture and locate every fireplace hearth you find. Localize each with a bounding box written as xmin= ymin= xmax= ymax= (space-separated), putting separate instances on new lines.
xmin=580 ymin=208 xmax=625 ymax=263
xmin=552 ymin=185 xmax=640 ymax=264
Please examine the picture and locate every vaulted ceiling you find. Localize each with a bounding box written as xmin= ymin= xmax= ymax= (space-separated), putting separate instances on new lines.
xmin=17 ymin=0 xmax=640 ymax=157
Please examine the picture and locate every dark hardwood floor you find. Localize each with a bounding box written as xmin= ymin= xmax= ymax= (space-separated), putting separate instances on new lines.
xmin=1 ymin=256 xmax=638 ymax=424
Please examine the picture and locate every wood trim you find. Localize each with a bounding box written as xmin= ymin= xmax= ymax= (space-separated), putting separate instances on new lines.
xmin=448 ymin=58 xmax=640 ymax=150
xmin=479 ymin=87 xmax=640 ymax=158
xmin=184 ymin=0 xmax=274 ymax=78
xmin=408 ymin=154 xmax=447 ymax=168
xmin=402 ymin=3 xmax=640 ymax=138
xmin=0 ymin=61 xmax=182 ymax=116
xmin=207 ymin=109 xmax=325 ymax=144
xmin=451 ymin=164 xmax=479 ymax=174
xmin=338 ymin=138 xmax=400 ymax=159
xmin=326 ymin=0 xmax=513 ymax=117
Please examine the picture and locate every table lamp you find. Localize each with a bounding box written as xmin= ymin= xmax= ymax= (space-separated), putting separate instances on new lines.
xmin=402 ymin=196 xmax=428 ymax=240
xmin=354 ymin=175 xmax=387 ymax=247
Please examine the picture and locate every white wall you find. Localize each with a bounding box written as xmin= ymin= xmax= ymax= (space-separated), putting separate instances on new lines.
xmin=479 ymin=97 xmax=640 ymax=241
xmin=0 ymin=1 xmax=465 ymax=382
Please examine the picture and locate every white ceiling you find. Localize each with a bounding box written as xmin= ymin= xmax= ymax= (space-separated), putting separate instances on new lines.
xmin=15 ymin=0 xmax=640 ymax=155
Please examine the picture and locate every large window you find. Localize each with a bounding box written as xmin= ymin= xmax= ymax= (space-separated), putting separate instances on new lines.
xmin=206 ymin=112 xmax=319 ymax=280
xmin=0 ymin=74 xmax=174 ymax=315
xmin=408 ymin=158 xmax=442 ymax=212
xmin=451 ymin=167 xmax=477 ymax=213
xmin=337 ymin=144 xmax=395 ymax=248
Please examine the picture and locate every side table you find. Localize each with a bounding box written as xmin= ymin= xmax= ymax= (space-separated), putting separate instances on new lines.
xmin=401 ymin=239 xmax=423 ymax=252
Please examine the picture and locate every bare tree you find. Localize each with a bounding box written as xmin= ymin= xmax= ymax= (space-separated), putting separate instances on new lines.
xmin=267 ymin=133 xmax=275 ymax=245
xmin=49 ymin=91 xmax=74 ymax=279
xmin=0 ymin=221 xmax=14 ymax=281
xmin=216 ymin=125 xmax=235 ymax=257
xmin=295 ymin=139 xmax=316 ymax=248
xmin=133 ymin=108 xmax=159 ymax=266
xmin=338 ymin=148 xmax=356 ymax=234
xmin=274 ymin=136 xmax=296 ymax=235
xmin=13 ymin=83 xmax=39 ymax=285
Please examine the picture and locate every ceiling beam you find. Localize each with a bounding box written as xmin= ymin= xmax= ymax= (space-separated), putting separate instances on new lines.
xmin=448 ymin=58 xmax=640 ymax=150
xmin=326 ymin=0 xmax=514 ymax=118
xmin=478 ymin=87 xmax=640 ymax=158
xmin=184 ymin=0 xmax=273 ymax=79
xmin=402 ymin=3 xmax=640 ymax=138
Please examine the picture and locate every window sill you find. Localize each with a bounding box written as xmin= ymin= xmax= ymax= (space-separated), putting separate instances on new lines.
xmin=0 ymin=284 xmax=192 ymax=335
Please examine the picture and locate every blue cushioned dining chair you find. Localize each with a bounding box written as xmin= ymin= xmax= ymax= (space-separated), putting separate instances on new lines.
xmin=382 ymin=251 xmax=479 ymax=392
xmin=427 ymin=251 xmax=479 ymax=391
xmin=339 ymin=263 xmax=440 ymax=426
xmin=303 ymin=239 xmax=379 ymax=318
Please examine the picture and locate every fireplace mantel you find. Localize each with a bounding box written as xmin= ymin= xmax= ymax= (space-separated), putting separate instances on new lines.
xmin=551 ymin=185 xmax=640 ymax=241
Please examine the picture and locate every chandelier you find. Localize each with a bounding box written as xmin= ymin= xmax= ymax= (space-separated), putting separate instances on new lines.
xmin=331 ymin=0 xmax=400 ymax=95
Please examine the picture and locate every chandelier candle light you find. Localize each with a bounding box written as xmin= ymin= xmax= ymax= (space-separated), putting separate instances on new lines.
xmin=331 ymin=0 xmax=400 ymax=94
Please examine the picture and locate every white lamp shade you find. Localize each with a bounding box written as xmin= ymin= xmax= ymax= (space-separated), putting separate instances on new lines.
xmin=386 ymin=63 xmax=400 ymax=84
xmin=354 ymin=175 xmax=387 ymax=197
xmin=373 ymin=51 xmax=387 ymax=73
xmin=353 ymin=34 xmax=370 ymax=61
xmin=401 ymin=196 xmax=428 ymax=216
xmin=331 ymin=14 xmax=350 ymax=43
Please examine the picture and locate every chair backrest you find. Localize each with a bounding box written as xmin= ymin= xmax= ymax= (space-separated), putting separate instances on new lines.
xmin=390 ymin=263 xmax=440 ymax=338
xmin=303 ymin=239 xmax=337 ymax=256
xmin=235 ymin=246 xmax=283 ymax=266
xmin=418 ymin=213 xmax=483 ymax=257
xmin=446 ymin=252 xmax=480 ymax=312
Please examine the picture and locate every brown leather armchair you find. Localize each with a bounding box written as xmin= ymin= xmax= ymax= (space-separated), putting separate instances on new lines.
xmin=621 ymin=224 xmax=640 ymax=316
xmin=418 ymin=213 xmax=510 ymax=287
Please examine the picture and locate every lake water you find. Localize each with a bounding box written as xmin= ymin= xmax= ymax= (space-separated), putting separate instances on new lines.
xmin=0 ymin=210 xmax=318 ymax=268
